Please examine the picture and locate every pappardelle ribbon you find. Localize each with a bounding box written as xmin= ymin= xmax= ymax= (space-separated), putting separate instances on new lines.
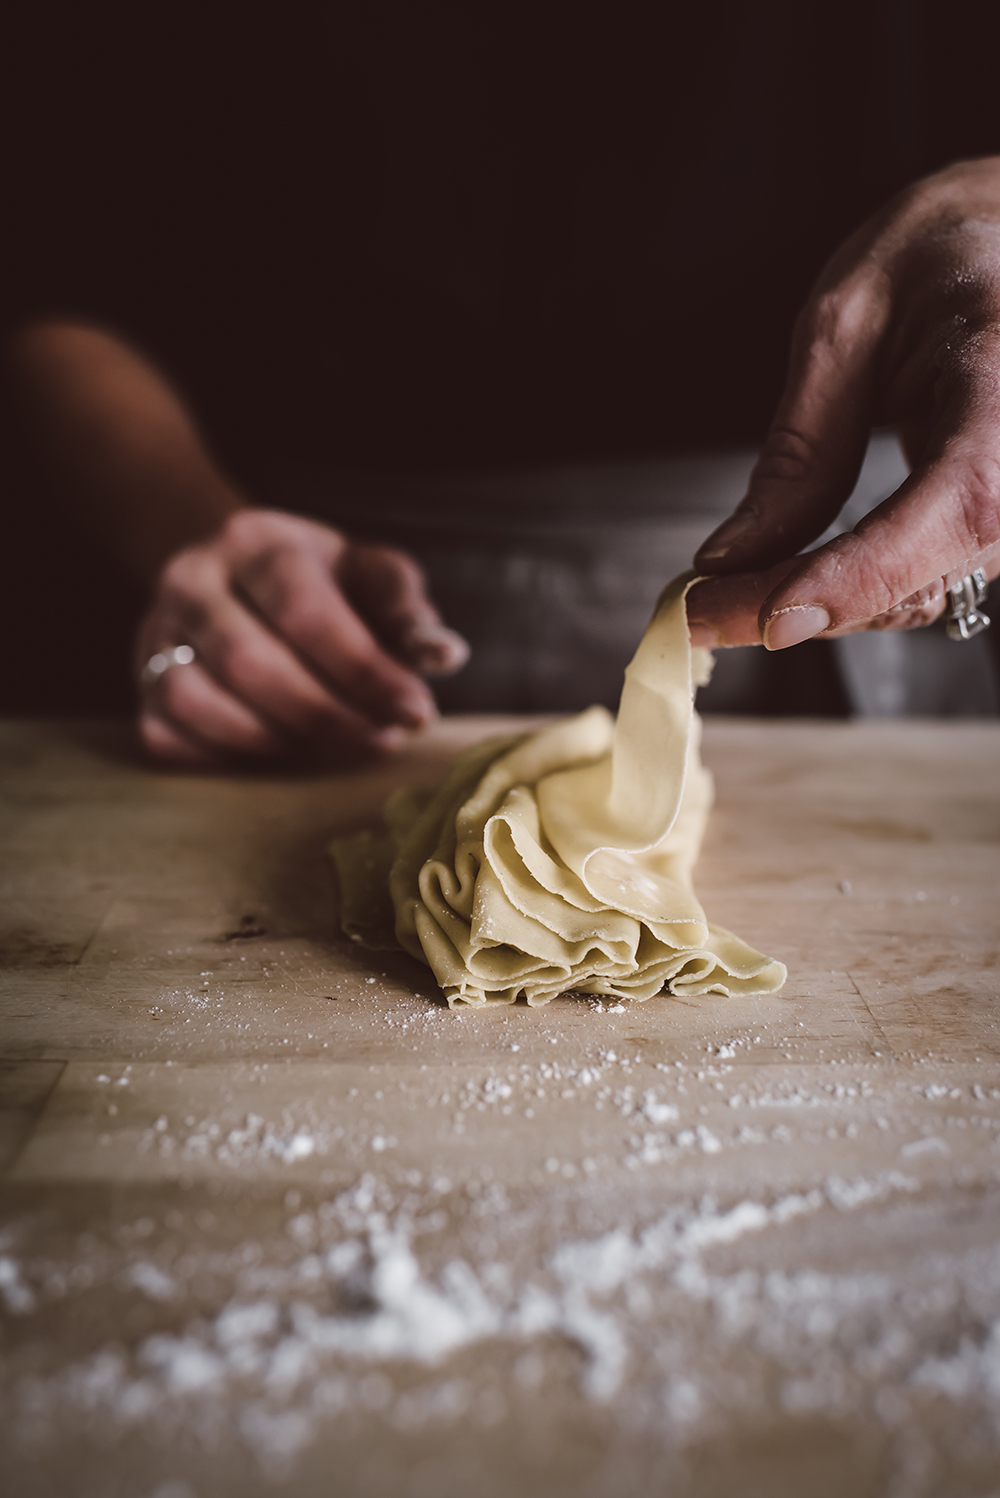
xmin=331 ymin=574 xmax=786 ymax=1008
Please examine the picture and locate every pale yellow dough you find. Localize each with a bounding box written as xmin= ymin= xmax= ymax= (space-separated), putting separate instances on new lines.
xmin=331 ymin=574 xmax=787 ymax=1007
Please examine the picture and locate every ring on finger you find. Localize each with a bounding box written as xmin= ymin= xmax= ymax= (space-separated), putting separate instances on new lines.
xmin=141 ymin=644 xmax=197 ymax=684
xmin=944 ymin=569 xmax=990 ymax=642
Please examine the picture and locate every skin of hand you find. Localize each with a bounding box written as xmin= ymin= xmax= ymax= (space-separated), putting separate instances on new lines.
xmin=136 ymin=511 xmax=469 ymax=766
xmin=687 ymin=157 xmax=1000 ymax=649
xmin=9 ymin=322 xmax=468 ymax=765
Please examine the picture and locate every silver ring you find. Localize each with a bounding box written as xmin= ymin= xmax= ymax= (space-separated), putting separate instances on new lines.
xmin=944 ymin=569 xmax=990 ymax=642
xmin=141 ymin=644 xmax=196 ymax=684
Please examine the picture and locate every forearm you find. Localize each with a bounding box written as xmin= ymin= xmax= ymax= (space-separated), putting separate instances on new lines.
xmin=8 ymin=321 xmax=246 ymax=585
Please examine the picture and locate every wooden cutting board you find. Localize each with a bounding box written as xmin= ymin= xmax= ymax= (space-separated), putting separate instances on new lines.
xmin=1 ymin=715 xmax=999 ymax=1498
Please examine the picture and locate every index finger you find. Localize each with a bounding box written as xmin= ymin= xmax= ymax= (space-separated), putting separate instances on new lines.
xmin=756 ymin=455 xmax=1000 ymax=648
xmin=338 ymin=544 xmax=470 ymax=677
xmin=235 ymin=543 xmax=438 ymax=729
xmin=756 ymin=336 xmax=1000 ymax=647
xmin=694 ymin=273 xmax=888 ymax=574
xmin=686 ymin=558 xmax=802 ymax=646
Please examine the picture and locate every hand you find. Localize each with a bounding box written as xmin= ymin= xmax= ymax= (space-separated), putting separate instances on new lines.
xmin=136 ymin=509 xmax=469 ymax=765
xmin=687 ymin=158 xmax=1000 ymax=649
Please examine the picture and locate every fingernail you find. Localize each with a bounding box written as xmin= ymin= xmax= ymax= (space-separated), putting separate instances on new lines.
xmin=762 ymin=605 xmax=831 ymax=651
xmin=696 ymin=508 xmax=758 ymax=563
xmin=395 ymin=677 xmax=440 ymax=726
xmin=372 ymin=724 xmax=410 ymax=753
xmin=394 ymin=696 xmax=433 ymax=729
xmin=405 ymin=622 xmax=471 ymax=675
xmin=687 ymin=623 xmax=722 ymax=647
xmin=406 ymin=621 xmax=453 ymax=649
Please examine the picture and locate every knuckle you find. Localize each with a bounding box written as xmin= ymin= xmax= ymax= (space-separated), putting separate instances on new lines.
xmin=800 ymin=532 xmax=899 ymax=623
xmin=858 ymin=553 xmax=903 ymax=616
xmin=213 ymin=634 xmax=259 ymax=691
xmin=871 ymin=603 xmax=939 ymax=632
xmin=223 ymin=508 xmax=301 ymax=560
xmin=796 ymin=293 xmax=840 ymax=347
xmin=340 ymin=647 xmax=394 ymax=701
xmin=221 ymin=508 xmax=268 ymax=549
xmin=238 ymin=547 xmax=294 ymax=604
xmin=895 ymin=582 xmax=941 ymax=614
xmin=270 ymin=593 xmax=329 ymax=646
xmin=156 ymin=555 xmax=220 ymax=627
xmin=954 ymin=457 xmax=1000 ymax=555
xmin=797 ymin=281 xmax=875 ymax=350
xmin=351 ymin=542 xmax=426 ymax=597
xmin=370 ymin=544 xmax=423 ymax=583
xmin=159 ymin=551 xmax=204 ymax=596
xmin=754 ymin=425 xmax=824 ymax=485
xmin=227 ymin=508 xmax=338 ymax=556
xmin=872 ymin=584 xmax=944 ymax=631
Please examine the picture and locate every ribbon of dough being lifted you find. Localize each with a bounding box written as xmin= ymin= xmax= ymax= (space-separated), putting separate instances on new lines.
xmin=331 ymin=574 xmax=787 ymax=1008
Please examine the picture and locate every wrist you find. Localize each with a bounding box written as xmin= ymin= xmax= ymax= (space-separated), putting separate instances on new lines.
xmin=134 ymin=477 xmax=249 ymax=587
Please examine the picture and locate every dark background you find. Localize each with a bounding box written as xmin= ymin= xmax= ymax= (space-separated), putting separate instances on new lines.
xmin=2 ymin=1 xmax=998 ymax=714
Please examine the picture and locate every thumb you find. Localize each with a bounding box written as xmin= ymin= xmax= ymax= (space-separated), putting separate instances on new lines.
xmin=757 ymin=321 xmax=1000 ymax=647
xmin=694 ymin=279 xmax=886 ymax=574
xmin=757 ymin=434 xmax=1000 ymax=649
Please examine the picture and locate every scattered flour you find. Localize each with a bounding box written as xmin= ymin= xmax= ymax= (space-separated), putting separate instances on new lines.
xmin=8 ymin=1166 xmax=995 ymax=1492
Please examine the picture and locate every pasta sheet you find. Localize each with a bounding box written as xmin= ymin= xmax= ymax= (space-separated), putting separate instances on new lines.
xmin=331 ymin=575 xmax=786 ymax=1007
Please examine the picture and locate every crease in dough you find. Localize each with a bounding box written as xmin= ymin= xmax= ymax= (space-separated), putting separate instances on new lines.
xmin=331 ymin=574 xmax=787 ymax=1008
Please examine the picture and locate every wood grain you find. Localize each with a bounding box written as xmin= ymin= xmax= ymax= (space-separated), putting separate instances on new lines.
xmin=1 ymin=715 xmax=999 ymax=1498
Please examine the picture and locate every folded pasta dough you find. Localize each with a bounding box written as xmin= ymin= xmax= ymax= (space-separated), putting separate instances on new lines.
xmin=331 ymin=574 xmax=787 ymax=1008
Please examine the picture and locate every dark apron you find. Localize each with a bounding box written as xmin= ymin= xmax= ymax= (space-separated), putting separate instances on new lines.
xmin=273 ymin=441 xmax=997 ymax=719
